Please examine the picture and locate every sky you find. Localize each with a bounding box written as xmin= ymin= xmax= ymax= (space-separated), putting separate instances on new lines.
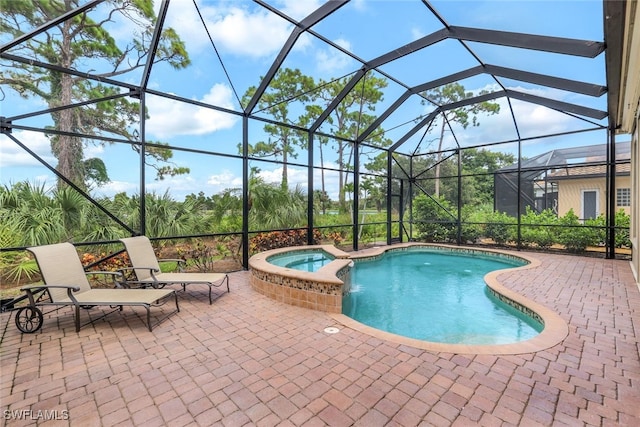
xmin=0 ymin=0 xmax=625 ymax=201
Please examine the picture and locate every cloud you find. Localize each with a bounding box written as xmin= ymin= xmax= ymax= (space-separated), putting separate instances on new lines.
xmin=256 ymin=164 xmax=342 ymax=199
xmin=351 ymin=0 xmax=368 ymax=11
xmin=422 ymin=83 xmax=595 ymax=151
xmin=481 ymin=85 xmax=577 ymax=139
xmin=411 ymin=27 xmax=426 ymax=41
xmin=0 ymin=131 xmax=53 ymax=168
xmin=145 ymin=175 xmax=195 ymax=194
xmin=257 ymin=167 xmax=298 ymax=185
xmin=84 ymin=144 xmax=105 ymax=159
xmin=166 ymin=1 xmax=311 ymax=59
xmin=145 ymin=84 xmax=239 ymax=139
xmin=279 ymin=0 xmax=324 ymax=20
xmin=102 ymin=170 xmax=246 ymax=199
xmin=207 ymin=170 xmax=243 ymax=189
xmin=315 ymin=38 xmax=355 ymax=74
xmin=94 ymin=180 xmax=138 ymax=197
xmin=94 ymin=174 xmax=201 ymax=199
xmin=91 ymin=162 xmax=345 ymax=201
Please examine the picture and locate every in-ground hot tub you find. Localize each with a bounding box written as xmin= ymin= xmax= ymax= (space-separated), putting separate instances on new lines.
xmin=249 ymin=245 xmax=352 ymax=313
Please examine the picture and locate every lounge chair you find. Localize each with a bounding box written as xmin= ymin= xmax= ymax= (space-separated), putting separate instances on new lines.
xmin=18 ymin=242 xmax=179 ymax=333
xmin=118 ymin=236 xmax=229 ymax=304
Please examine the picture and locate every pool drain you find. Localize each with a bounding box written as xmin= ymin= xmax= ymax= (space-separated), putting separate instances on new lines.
xmin=324 ymin=326 xmax=340 ymax=334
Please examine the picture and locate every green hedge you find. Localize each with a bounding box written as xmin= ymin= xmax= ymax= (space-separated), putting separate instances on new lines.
xmin=411 ymin=197 xmax=631 ymax=253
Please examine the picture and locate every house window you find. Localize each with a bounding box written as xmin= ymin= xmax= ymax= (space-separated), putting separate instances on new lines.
xmin=617 ymin=188 xmax=631 ymax=207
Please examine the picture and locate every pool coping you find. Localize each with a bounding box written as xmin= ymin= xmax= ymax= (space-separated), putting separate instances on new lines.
xmin=249 ymin=245 xmax=352 ymax=284
xmin=329 ymin=243 xmax=570 ymax=355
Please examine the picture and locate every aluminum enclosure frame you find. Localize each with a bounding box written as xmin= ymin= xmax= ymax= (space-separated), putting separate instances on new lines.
xmin=0 ymin=0 xmax=629 ymax=264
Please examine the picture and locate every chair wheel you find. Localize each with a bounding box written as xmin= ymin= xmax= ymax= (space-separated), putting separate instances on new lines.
xmin=15 ymin=306 xmax=44 ymax=333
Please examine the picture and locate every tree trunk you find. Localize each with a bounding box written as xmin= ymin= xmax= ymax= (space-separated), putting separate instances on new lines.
xmin=319 ymin=142 xmax=326 ymax=214
xmin=51 ymin=18 xmax=85 ymax=190
xmin=434 ymin=115 xmax=446 ymax=197
xmin=337 ymin=142 xmax=346 ymax=211
xmin=281 ymin=136 xmax=289 ymax=190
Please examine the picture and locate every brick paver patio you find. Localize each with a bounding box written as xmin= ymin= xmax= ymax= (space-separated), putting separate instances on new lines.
xmin=1 ymin=249 xmax=639 ymax=426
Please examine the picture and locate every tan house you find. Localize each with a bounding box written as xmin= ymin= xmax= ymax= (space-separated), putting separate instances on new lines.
xmin=548 ymin=163 xmax=631 ymax=220
xmin=495 ymin=143 xmax=631 ymax=220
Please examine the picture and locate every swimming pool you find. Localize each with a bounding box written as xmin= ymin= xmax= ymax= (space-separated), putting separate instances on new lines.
xmin=251 ymin=243 xmax=568 ymax=353
xmin=343 ymin=248 xmax=543 ymax=345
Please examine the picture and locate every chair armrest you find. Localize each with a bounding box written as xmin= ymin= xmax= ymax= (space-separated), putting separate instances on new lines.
xmin=113 ymin=279 xmax=161 ymax=289
xmin=20 ymin=284 xmax=81 ymax=293
xmin=158 ymin=258 xmax=185 ymax=265
xmin=117 ymin=267 xmax=160 ymax=288
xmin=158 ymin=258 xmax=186 ymax=272
xmin=86 ymin=270 xmax=125 ymax=288
xmin=20 ymin=284 xmax=81 ymax=305
xmin=118 ymin=266 xmax=160 ymax=274
xmin=86 ymin=270 xmax=124 ymax=277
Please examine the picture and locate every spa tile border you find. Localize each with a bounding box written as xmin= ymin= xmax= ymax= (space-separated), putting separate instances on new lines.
xmin=248 ymin=245 xmax=352 ymax=313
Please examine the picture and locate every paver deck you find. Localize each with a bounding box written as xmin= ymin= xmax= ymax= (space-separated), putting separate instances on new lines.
xmin=1 ymin=249 xmax=639 ymax=426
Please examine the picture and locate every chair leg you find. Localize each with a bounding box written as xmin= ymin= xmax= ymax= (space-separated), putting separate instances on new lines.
xmin=146 ymin=306 xmax=152 ymax=332
xmin=74 ymin=304 xmax=81 ymax=332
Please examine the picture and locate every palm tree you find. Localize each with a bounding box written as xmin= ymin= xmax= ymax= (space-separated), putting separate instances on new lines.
xmin=248 ymin=176 xmax=307 ymax=230
xmin=0 ymin=182 xmax=67 ymax=246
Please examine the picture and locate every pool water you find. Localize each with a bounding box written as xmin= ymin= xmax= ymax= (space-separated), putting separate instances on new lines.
xmin=268 ymin=251 xmax=334 ymax=272
xmin=343 ymin=249 xmax=543 ymax=345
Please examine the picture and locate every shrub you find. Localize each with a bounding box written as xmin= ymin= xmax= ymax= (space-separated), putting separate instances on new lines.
xmin=585 ymin=214 xmax=607 ymax=246
xmin=484 ymin=211 xmax=516 ymax=245
xmin=459 ymin=205 xmax=486 ymax=244
xmin=325 ymin=231 xmax=345 ymax=245
xmin=314 ymin=213 xmax=354 ymax=244
xmin=357 ymin=213 xmax=390 ymax=244
xmin=81 ymin=251 xmax=130 ymax=271
xmin=250 ymin=229 xmax=322 ymax=253
xmin=0 ymin=252 xmax=39 ymax=287
xmin=614 ymin=209 xmax=631 ymax=248
xmin=583 ymin=210 xmax=631 ymax=248
xmin=80 ymin=251 xmax=133 ymax=286
xmin=557 ymin=209 xmax=599 ymax=253
xmin=460 ymin=221 xmax=482 ymax=244
xmin=412 ymin=195 xmax=457 ymax=242
xmin=175 ymin=239 xmax=226 ymax=273
xmin=520 ymin=207 xmax=558 ymax=249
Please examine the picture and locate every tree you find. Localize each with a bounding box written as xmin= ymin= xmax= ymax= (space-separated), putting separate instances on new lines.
xmin=0 ymin=181 xmax=68 ymax=245
xmin=247 ymin=174 xmax=307 ymax=230
xmin=1 ymin=0 xmax=190 ymax=190
xmin=242 ymin=68 xmax=315 ymax=190
xmin=357 ymin=176 xmax=385 ymax=239
xmin=461 ymin=148 xmax=515 ymax=205
xmin=420 ymin=83 xmax=500 ymax=197
xmin=314 ymin=74 xmax=391 ymax=213
xmin=313 ymin=189 xmax=331 ymax=215
xmin=361 ymin=175 xmax=385 ymax=212
xmin=412 ymin=194 xmax=457 ymax=242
